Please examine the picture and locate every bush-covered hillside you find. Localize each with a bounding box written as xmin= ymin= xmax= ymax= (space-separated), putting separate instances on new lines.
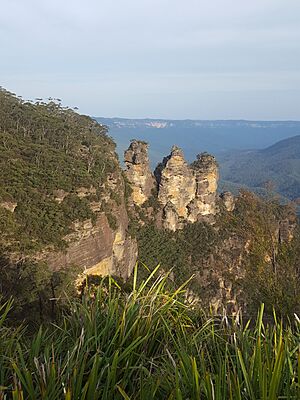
xmin=134 ymin=191 xmax=300 ymax=317
xmin=0 ymin=88 xmax=117 ymax=253
xmin=219 ymin=135 xmax=300 ymax=200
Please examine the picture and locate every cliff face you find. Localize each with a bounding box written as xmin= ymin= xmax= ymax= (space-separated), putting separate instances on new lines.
xmin=46 ymin=170 xmax=138 ymax=280
xmin=46 ymin=203 xmax=137 ymax=280
xmin=0 ymin=89 xmax=138 ymax=282
xmin=45 ymin=140 xmax=230 ymax=282
xmin=156 ymin=146 xmax=196 ymax=230
xmin=188 ymin=153 xmax=219 ymax=224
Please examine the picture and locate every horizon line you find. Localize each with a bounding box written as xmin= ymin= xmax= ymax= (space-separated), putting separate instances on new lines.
xmin=93 ymin=116 xmax=300 ymax=123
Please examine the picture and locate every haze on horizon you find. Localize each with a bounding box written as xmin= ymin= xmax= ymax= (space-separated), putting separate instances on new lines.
xmin=1 ymin=0 xmax=300 ymax=120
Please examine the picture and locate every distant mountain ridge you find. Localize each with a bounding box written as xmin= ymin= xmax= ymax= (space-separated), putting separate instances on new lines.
xmin=95 ymin=117 xmax=300 ymax=167
xmin=219 ymin=135 xmax=300 ymax=200
xmin=96 ymin=117 xmax=300 ymax=200
xmin=98 ymin=117 xmax=300 ymax=129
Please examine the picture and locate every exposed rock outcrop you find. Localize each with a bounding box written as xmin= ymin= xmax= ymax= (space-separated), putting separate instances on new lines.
xmin=124 ymin=142 xmax=225 ymax=230
xmin=162 ymin=201 xmax=180 ymax=231
xmin=124 ymin=140 xmax=155 ymax=206
xmin=47 ymin=205 xmax=137 ymax=280
xmin=153 ymin=147 xmax=220 ymax=230
xmin=188 ymin=153 xmax=219 ymax=223
xmin=220 ymin=191 xmax=235 ymax=212
xmin=0 ymin=201 xmax=17 ymax=212
xmin=156 ymin=146 xmax=196 ymax=230
xmin=46 ymin=170 xmax=138 ymax=280
xmin=53 ymin=189 xmax=68 ymax=204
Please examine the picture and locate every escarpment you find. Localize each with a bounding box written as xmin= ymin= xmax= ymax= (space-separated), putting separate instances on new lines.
xmin=46 ymin=171 xmax=138 ymax=280
xmin=0 ymin=88 xmax=137 ymax=283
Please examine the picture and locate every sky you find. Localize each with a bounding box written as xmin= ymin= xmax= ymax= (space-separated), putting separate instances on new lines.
xmin=1 ymin=0 xmax=300 ymax=120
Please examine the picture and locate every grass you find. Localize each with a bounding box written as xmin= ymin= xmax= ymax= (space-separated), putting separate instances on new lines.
xmin=0 ymin=264 xmax=300 ymax=399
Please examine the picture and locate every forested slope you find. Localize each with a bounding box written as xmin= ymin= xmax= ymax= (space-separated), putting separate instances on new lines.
xmin=219 ymin=135 xmax=300 ymax=200
xmin=0 ymin=88 xmax=138 ymax=319
xmin=0 ymin=88 xmax=118 ymax=253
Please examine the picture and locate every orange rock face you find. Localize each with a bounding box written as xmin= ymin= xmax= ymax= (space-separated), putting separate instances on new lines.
xmin=154 ymin=147 xmax=220 ymax=230
xmin=124 ymin=140 xmax=155 ymax=206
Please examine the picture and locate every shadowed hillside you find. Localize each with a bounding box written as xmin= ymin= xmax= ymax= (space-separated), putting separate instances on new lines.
xmin=219 ymin=135 xmax=300 ymax=200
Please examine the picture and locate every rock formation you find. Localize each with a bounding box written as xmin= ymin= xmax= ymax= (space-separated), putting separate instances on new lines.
xmin=156 ymin=146 xmax=196 ymax=230
xmin=46 ymin=171 xmax=138 ymax=280
xmin=153 ymin=147 xmax=220 ymax=230
xmin=124 ymin=143 xmax=228 ymax=230
xmin=188 ymin=153 xmax=219 ymax=223
xmin=0 ymin=201 xmax=18 ymax=212
xmin=46 ymin=204 xmax=137 ymax=280
xmin=220 ymin=191 xmax=235 ymax=212
xmin=124 ymin=140 xmax=155 ymax=206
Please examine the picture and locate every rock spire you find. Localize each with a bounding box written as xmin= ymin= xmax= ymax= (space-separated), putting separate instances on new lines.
xmin=124 ymin=140 xmax=155 ymax=206
xmin=155 ymin=145 xmax=196 ymax=230
xmin=124 ymin=141 xmax=233 ymax=230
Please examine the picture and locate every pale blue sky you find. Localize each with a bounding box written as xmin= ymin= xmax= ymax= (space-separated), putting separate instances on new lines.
xmin=1 ymin=0 xmax=300 ymax=119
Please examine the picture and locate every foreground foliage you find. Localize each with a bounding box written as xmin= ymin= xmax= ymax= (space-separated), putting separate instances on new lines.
xmin=1 ymin=266 xmax=300 ymax=399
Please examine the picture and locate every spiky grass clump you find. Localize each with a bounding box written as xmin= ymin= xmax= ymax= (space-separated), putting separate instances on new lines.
xmin=0 ymin=265 xmax=300 ymax=399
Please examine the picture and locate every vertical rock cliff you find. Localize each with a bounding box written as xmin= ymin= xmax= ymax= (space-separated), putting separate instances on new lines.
xmin=155 ymin=145 xmax=196 ymax=230
xmin=188 ymin=153 xmax=219 ymax=223
xmin=124 ymin=142 xmax=229 ymax=230
xmin=153 ymin=146 xmax=220 ymax=230
xmin=124 ymin=140 xmax=155 ymax=206
xmin=46 ymin=169 xmax=138 ymax=280
xmin=123 ymin=140 xmax=298 ymax=315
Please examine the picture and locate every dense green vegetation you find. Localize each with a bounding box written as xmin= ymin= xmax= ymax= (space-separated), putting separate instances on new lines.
xmin=0 ymin=88 xmax=299 ymax=399
xmin=225 ymin=191 xmax=300 ymax=316
xmin=0 ymin=88 xmax=125 ymax=321
xmin=136 ymin=222 xmax=219 ymax=289
xmin=1 ymin=268 xmax=300 ymax=399
xmin=0 ymin=88 xmax=117 ymax=253
xmin=219 ymin=135 xmax=300 ymax=200
xmin=135 ymin=191 xmax=300 ymax=316
xmin=0 ymin=257 xmax=79 ymax=322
